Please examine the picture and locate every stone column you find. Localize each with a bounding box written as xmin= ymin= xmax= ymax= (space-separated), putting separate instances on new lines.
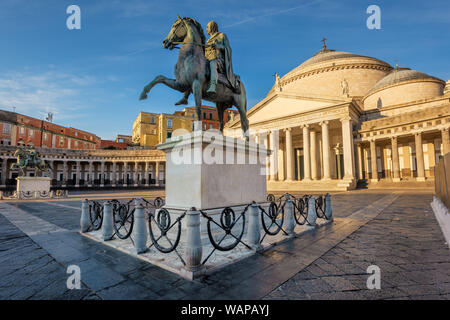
xmin=262 ymin=131 xmax=270 ymax=180
xmin=133 ymin=161 xmax=138 ymax=186
xmin=88 ymin=161 xmax=93 ymax=186
xmin=284 ymin=128 xmax=293 ymax=181
xmin=62 ymin=161 xmax=68 ymax=186
xmin=341 ymin=118 xmax=355 ymax=180
xmin=1 ymin=158 xmax=7 ymax=186
xmin=112 ymin=162 xmax=117 ymax=186
xmin=255 ymin=130 xmax=260 ymax=145
xmin=310 ymin=129 xmax=318 ymax=180
xmin=123 ymin=161 xmax=128 ymax=186
xmin=155 ymin=161 xmax=160 ymax=186
xmin=355 ymin=143 xmax=363 ymax=180
xmin=391 ymin=136 xmax=401 ymax=182
xmin=75 ymin=160 xmax=80 ymax=187
xmin=268 ymin=130 xmax=278 ymax=181
xmin=370 ymin=139 xmax=378 ymax=182
xmin=50 ymin=160 xmax=56 ymax=181
xmin=100 ymin=162 xmax=105 ymax=186
xmin=145 ymin=162 xmax=150 ymax=187
xmin=414 ymin=132 xmax=425 ymax=181
xmin=442 ymin=127 xmax=450 ymax=155
xmin=302 ymin=125 xmax=311 ymax=180
xmin=321 ymin=121 xmax=331 ymax=180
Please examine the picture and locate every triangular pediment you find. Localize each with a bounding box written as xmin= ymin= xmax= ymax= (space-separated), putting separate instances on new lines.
xmin=227 ymin=92 xmax=346 ymax=129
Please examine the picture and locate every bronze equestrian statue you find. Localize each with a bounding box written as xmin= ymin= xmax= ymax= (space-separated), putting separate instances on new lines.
xmin=139 ymin=17 xmax=249 ymax=140
xmin=10 ymin=147 xmax=52 ymax=176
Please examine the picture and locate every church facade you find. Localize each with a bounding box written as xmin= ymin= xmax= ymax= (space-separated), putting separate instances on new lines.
xmin=225 ymin=46 xmax=450 ymax=191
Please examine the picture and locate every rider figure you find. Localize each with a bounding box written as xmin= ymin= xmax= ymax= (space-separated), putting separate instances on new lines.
xmin=205 ymin=21 xmax=239 ymax=96
xmin=174 ymin=20 xmax=239 ymax=105
xmin=28 ymin=147 xmax=37 ymax=165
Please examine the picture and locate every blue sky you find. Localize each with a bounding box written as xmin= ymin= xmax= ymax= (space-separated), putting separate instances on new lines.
xmin=0 ymin=0 xmax=449 ymax=139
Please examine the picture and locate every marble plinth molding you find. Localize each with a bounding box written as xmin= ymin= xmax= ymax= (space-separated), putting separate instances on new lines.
xmin=16 ymin=176 xmax=51 ymax=199
xmin=157 ymin=130 xmax=270 ymax=210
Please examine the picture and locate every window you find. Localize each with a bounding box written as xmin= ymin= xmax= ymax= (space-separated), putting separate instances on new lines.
xmin=20 ymin=127 xmax=25 ymax=135
xmin=167 ymin=119 xmax=173 ymax=129
xmin=192 ymin=114 xmax=195 ymax=119
xmin=75 ymin=132 xmax=78 ymax=136
xmin=167 ymin=132 xmax=172 ymax=139
xmin=209 ymin=113 xmax=213 ymax=120
xmin=203 ymin=123 xmax=207 ymax=130
xmin=151 ymin=117 xmax=155 ymax=124
xmin=2 ymin=123 xmax=11 ymax=134
xmin=43 ymin=132 xmax=48 ymax=140
xmin=203 ymin=112 xmax=207 ymax=119
xmin=74 ymin=141 xmax=78 ymax=147
xmin=29 ymin=129 xmax=34 ymax=137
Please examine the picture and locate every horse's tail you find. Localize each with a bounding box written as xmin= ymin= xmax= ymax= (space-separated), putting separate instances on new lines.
xmin=239 ymin=81 xmax=247 ymax=112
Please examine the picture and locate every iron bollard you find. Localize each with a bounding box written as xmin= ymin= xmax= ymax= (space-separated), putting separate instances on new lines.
xmin=184 ymin=207 xmax=203 ymax=272
xmin=307 ymin=196 xmax=317 ymax=226
xmin=283 ymin=194 xmax=295 ymax=237
xmin=102 ymin=202 xmax=114 ymax=241
xmin=247 ymin=202 xmax=263 ymax=251
xmin=133 ymin=203 xmax=148 ymax=254
xmin=80 ymin=199 xmax=90 ymax=232
xmin=324 ymin=193 xmax=333 ymax=220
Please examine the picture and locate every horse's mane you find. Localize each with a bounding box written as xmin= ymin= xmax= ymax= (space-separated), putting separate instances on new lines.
xmin=182 ymin=17 xmax=206 ymax=46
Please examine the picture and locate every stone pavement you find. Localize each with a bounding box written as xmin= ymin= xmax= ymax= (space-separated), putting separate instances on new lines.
xmin=0 ymin=189 xmax=449 ymax=300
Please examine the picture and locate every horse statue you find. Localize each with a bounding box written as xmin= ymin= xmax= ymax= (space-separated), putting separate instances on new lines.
xmin=139 ymin=16 xmax=249 ymax=140
xmin=10 ymin=147 xmax=52 ymax=176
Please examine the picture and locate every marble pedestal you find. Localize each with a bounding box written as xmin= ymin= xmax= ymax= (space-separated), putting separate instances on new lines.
xmin=16 ymin=176 xmax=51 ymax=199
xmin=157 ymin=130 xmax=269 ymax=210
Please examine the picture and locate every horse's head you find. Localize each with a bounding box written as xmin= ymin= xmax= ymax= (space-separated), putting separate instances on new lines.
xmin=14 ymin=148 xmax=24 ymax=158
xmin=163 ymin=16 xmax=187 ymax=50
xmin=163 ymin=16 xmax=205 ymax=50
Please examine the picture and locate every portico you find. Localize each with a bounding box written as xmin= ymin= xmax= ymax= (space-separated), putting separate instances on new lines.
xmin=224 ymin=45 xmax=450 ymax=192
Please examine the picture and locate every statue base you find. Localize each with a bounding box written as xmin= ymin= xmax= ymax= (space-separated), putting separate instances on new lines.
xmin=157 ymin=130 xmax=269 ymax=210
xmin=16 ymin=176 xmax=51 ymax=199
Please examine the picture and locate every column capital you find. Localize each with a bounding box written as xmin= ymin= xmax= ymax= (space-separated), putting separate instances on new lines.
xmin=283 ymin=127 xmax=292 ymax=132
xmin=441 ymin=127 xmax=449 ymax=133
xmin=302 ymin=124 xmax=309 ymax=129
xmin=340 ymin=116 xmax=352 ymax=123
xmin=319 ymin=120 xmax=329 ymax=126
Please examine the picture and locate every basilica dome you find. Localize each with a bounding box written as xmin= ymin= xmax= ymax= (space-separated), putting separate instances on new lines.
xmin=273 ymin=47 xmax=393 ymax=98
xmin=363 ymin=67 xmax=445 ymax=110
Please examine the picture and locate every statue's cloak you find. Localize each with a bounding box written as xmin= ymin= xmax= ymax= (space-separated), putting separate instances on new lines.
xmin=207 ymin=32 xmax=239 ymax=90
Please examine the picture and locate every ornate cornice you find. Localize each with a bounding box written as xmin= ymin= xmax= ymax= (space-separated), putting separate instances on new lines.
xmin=281 ymin=63 xmax=392 ymax=87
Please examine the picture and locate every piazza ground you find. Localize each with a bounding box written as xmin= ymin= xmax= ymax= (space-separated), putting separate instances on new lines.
xmin=0 ymin=188 xmax=449 ymax=300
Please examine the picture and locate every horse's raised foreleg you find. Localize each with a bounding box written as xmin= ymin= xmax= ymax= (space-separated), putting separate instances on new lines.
xmin=175 ymin=90 xmax=191 ymax=106
xmin=139 ymin=75 xmax=185 ymax=100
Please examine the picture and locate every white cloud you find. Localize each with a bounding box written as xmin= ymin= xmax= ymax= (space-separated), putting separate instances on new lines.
xmin=0 ymin=70 xmax=94 ymax=122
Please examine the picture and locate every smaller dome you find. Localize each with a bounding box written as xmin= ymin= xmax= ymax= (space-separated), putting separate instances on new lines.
xmin=369 ymin=67 xmax=443 ymax=93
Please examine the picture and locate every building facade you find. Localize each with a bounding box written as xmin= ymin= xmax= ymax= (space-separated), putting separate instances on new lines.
xmin=0 ymin=110 xmax=100 ymax=150
xmin=132 ymin=106 xmax=239 ymax=147
xmin=225 ymin=46 xmax=450 ymax=191
xmin=0 ymin=145 xmax=165 ymax=189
